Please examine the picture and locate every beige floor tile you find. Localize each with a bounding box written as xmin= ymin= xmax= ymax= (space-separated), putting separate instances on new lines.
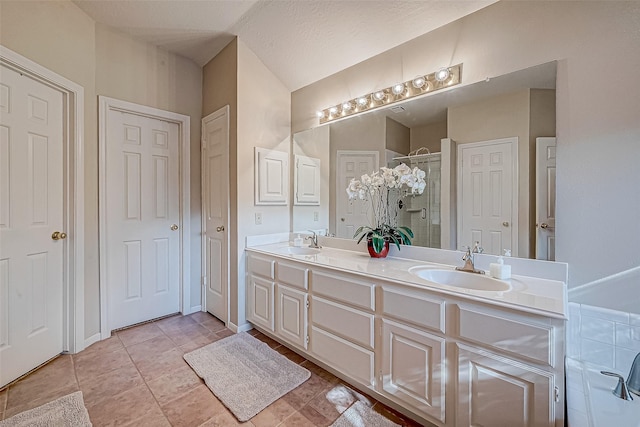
xmin=117 ymin=322 xmax=165 ymax=347
xmin=79 ymin=363 xmax=145 ymax=408
xmin=179 ymin=332 xmax=223 ymax=354
xmin=121 ymin=404 xmax=172 ymax=427
xmin=87 ymin=383 xmax=160 ymax=427
xmin=200 ymin=317 xmax=227 ymax=333
xmin=306 ymin=383 xmax=356 ymax=422
xmin=279 ymin=411 xmax=316 ymax=427
xmin=146 ymin=365 xmax=203 ymax=406
xmin=200 ymin=407 xmax=255 ymax=426
xmin=250 ymin=332 xmax=281 ymax=348
xmin=4 ymin=383 xmax=79 ymax=419
xmin=126 ymin=334 xmax=178 ymax=362
xmin=275 ymin=345 xmax=306 ymax=364
xmin=301 ymin=361 xmax=340 ymax=384
xmin=155 ymin=314 xmax=197 ymax=332
xmin=134 ymin=348 xmax=190 ymax=382
xmin=215 ymin=328 xmax=235 ymax=338
xmin=282 ymin=373 xmax=330 ymax=410
xmin=161 ymin=384 xmax=225 ymax=427
xmin=6 ymin=355 xmax=78 ymax=409
xmin=250 ymin=398 xmax=296 ymax=427
xmin=74 ymin=347 xmax=135 ymax=383
xmin=80 ymin=335 xmax=124 ymax=358
xmin=299 ymin=404 xmax=331 ymax=426
xmin=187 ymin=311 xmax=216 ymax=324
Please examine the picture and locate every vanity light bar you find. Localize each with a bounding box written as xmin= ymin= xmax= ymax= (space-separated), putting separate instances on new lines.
xmin=317 ymin=64 xmax=462 ymax=124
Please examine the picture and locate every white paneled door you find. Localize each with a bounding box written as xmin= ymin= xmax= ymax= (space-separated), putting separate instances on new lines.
xmin=105 ymin=109 xmax=180 ymax=331
xmin=536 ymin=137 xmax=556 ymax=261
xmin=336 ymin=151 xmax=379 ymax=239
xmin=0 ymin=64 xmax=64 ymax=387
xmin=202 ymin=107 xmax=229 ymax=322
xmin=458 ymin=138 xmax=517 ymax=256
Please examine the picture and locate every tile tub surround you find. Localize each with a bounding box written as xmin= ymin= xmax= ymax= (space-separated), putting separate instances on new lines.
xmin=247 ymin=240 xmax=568 ymax=318
xmin=567 ymin=302 xmax=640 ymax=427
xmin=0 ymin=312 xmax=419 ymax=426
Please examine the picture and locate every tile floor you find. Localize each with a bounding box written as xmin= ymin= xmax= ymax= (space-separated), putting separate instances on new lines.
xmin=0 ymin=312 xmax=422 ymax=426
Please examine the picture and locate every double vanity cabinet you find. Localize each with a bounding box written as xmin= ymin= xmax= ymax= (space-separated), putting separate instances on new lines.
xmin=246 ymin=245 xmax=566 ymax=427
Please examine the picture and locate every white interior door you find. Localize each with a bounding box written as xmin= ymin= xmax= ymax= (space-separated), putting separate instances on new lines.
xmin=458 ymin=138 xmax=517 ymax=256
xmin=105 ymin=109 xmax=180 ymax=331
xmin=0 ymin=64 xmax=64 ymax=387
xmin=202 ymin=107 xmax=229 ymax=322
xmin=536 ymin=137 xmax=556 ymax=261
xmin=336 ymin=151 xmax=378 ymax=238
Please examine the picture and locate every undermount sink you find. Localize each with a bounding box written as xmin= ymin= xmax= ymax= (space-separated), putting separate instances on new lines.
xmin=277 ymin=246 xmax=321 ymax=255
xmin=409 ymin=267 xmax=511 ymax=292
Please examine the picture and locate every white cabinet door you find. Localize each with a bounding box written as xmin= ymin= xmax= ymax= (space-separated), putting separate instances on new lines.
xmin=381 ymin=319 xmax=446 ymax=423
xmin=276 ymin=284 xmax=307 ymax=349
xmin=247 ymin=275 xmax=274 ymax=332
xmin=457 ymin=344 xmax=555 ymax=427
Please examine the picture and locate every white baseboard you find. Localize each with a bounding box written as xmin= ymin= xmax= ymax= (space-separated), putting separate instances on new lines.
xmin=84 ymin=332 xmax=102 ymax=350
xmin=228 ymin=321 xmax=253 ymax=333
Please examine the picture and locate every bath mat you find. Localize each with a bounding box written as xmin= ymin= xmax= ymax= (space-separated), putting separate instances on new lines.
xmin=331 ymin=401 xmax=401 ymax=427
xmin=0 ymin=391 xmax=91 ymax=427
xmin=183 ymin=332 xmax=310 ymax=422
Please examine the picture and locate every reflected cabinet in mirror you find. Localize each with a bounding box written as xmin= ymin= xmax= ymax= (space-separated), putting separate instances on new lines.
xmin=292 ymin=62 xmax=557 ymax=260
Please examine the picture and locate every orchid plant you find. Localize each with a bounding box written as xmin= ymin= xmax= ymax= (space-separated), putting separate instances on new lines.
xmin=346 ymin=163 xmax=427 ymax=253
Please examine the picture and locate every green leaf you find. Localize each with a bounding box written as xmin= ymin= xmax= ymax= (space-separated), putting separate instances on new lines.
xmin=372 ymin=234 xmax=385 ymax=253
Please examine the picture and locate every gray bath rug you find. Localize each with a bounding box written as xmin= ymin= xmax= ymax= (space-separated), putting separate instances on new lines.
xmin=331 ymin=401 xmax=401 ymax=427
xmin=0 ymin=391 xmax=91 ymax=427
xmin=183 ymin=332 xmax=310 ymax=422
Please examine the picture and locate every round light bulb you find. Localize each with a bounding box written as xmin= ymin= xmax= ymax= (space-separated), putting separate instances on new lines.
xmin=412 ymin=76 xmax=426 ymax=89
xmin=435 ymin=67 xmax=451 ymax=82
xmin=342 ymin=101 xmax=353 ymax=111
xmin=329 ymin=106 xmax=338 ymax=115
xmin=316 ymin=111 xmax=325 ymax=118
xmin=391 ymin=83 xmax=405 ymax=95
xmin=373 ymin=91 xmax=385 ymax=101
xmin=357 ymin=97 xmax=368 ymax=107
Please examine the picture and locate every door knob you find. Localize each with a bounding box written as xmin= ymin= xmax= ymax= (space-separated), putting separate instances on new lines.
xmin=540 ymin=223 xmax=549 ymax=229
xmin=51 ymin=231 xmax=67 ymax=240
xmin=502 ymin=221 xmax=509 ymax=227
xmin=170 ymin=224 xmax=179 ymax=231
xmin=341 ymin=218 xmax=345 ymax=222
xmin=216 ymin=226 xmax=225 ymax=232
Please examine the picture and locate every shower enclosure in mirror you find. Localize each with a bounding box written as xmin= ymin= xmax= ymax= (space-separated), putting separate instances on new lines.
xmin=291 ymin=61 xmax=557 ymax=260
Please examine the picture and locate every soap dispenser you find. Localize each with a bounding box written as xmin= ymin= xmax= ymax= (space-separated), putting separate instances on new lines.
xmin=293 ymin=234 xmax=303 ymax=247
xmin=490 ymin=249 xmax=512 ymax=279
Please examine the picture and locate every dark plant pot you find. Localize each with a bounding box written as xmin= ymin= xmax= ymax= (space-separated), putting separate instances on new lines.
xmin=367 ymin=240 xmax=389 ymax=258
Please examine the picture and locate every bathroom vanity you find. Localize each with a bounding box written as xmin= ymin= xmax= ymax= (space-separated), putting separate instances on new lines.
xmin=245 ymin=242 xmax=567 ymax=427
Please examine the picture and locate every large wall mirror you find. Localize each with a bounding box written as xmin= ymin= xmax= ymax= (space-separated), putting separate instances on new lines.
xmin=292 ymin=61 xmax=557 ymax=260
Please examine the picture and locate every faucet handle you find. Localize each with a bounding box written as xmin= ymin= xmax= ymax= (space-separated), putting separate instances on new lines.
xmin=473 ymin=241 xmax=484 ymax=253
xmin=601 ymin=371 xmax=634 ymax=401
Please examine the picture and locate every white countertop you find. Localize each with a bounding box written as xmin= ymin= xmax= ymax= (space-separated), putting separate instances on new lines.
xmin=246 ymin=242 xmax=567 ymax=319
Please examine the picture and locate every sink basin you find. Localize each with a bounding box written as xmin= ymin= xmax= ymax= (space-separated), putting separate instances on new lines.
xmin=409 ymin=267 xmax=511 ymax=291
xmin=277 ymin=246 xmax=321 ymax=255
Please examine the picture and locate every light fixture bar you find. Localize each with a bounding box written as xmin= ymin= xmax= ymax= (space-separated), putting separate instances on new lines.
xmin=317 ymin=64 xmax=462 ymax=124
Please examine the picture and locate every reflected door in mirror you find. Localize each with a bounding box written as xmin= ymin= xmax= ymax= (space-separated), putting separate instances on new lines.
xmin=336 ymin=151 xmax=379 ymax=238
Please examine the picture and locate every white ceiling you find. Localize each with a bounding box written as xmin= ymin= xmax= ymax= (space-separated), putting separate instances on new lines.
xmin=73 ymin=0 xmax=496 ymax=91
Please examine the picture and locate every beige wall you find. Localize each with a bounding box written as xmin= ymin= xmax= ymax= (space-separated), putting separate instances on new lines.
xmin=236 ymin=40 xmax=291 ymax=327
xmin=202 ymin=39 xmax=291 ymax=327
xmin=411 ymin=120 xmax=447 ymax=153
xmin=385 ymin=117 xmax=410 ymax=155
xmin=202 ymin=39 xmax=239 ymax=322
xmin=448 ymin=89 xmax=531 ymax=256
xmin=293 ymin=126 xmax=330 ymax=233
xmin=292 ymin=1 xmax=640 ymax=290
xmin=1 ymin=1 xmax=203 ymax=338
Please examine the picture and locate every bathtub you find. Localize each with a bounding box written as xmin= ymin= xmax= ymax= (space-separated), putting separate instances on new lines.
xmin=567 ymin=358 xmax=640 ymax=427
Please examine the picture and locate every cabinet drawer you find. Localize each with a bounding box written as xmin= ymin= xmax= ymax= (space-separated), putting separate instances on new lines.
xmin=457 ymin=305 xmax=555 ymax=366
xmin=277 ymin=261 xmax=308 ymax=290
xmin=247 ymin=254 xmax=275 ymax=280
xmin=311 ymin=326 xmax=374 ymax=387
xmin=312 ymin=270 xmax=375 ymax=311
xmin=382 ymin=287 xmax=445 ymax=334
xmin=312 ymin=296 xmax=374 ymax=349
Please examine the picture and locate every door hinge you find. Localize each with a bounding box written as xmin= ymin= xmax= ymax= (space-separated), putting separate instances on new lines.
xmin=554 ymin=386 xmax=560 ymax=402
xmin=202 ymin=276 xmax=207 ymax=287
xmin=306 ymin=335 xmax=310 ymax=344
xmin=305 ymin=298 xmax=310 ymax=309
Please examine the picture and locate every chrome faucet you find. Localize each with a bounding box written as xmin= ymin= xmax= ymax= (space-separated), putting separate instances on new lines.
xmin=600 ymin=352 xmax=640 ymax=401
xmin=455 ymin=241 xmax=485 ymax=274
xmin=627 ymin=352 xmax=640 ymax=396
xmin=305 ymin=230 xmax=321 ymax=249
